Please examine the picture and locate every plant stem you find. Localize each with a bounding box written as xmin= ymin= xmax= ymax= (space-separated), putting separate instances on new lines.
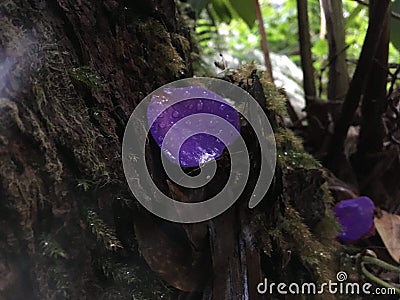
xmin=325 ymin=0 xmax=391 ymax=172
xmin=296 ymin=0 xmax=316 ymax=105
xmin=361 ymin=255 xmax=400 ymax=295
xmin=253 ymin=0 xmax=273 ymax=81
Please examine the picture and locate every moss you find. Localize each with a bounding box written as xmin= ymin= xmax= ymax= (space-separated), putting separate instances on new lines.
xmin=86 ymin=210 xmax=123 ymax=251
xmin=0 ymin=3 xmax=193 ymax=299
xmin=273 ymin=126 xmax=339 ymax=284
xmin=230 ymin=64 xmax=257 ymax=83
xmin=99 ymin=258 xmax=172 ymax=299
xmin=256 ymin=200 xmax=338 ymax=286
xmin=277 ymin=150 xmax=321 ymax=170
xmin=159 ymin=43 xmax=186 ymax=75
xmin=68 ymin=66 xmax=104 ymax=91
xmin=248 ymin=77 xmax=340 ymax=285
xmin=0 ymin=98 xmax=26 ymax=132
xmin=260 ymin=74 xmax=288 ymax=117
xmin=0 ymin=14 xmax=30 ymax=56
xmin=25 ymin=105 xmax=64 ymax=181
xmin=275 ymin=128 xmax=304 ymax=151
xmin=171 ymin=33 xmax=191 ymax=53
xmin=222 ymin=65 xmax=289 ymax=119
xmin=275 ymin=128 xmax=321 ymax=170
xmin=272 ymin=135 xmax=339 ymax=286
xmin=137 ymin=19 xmax=186 ymax=77
xmin=76 ymin=178 xmax=93 ymax=192
xmin=313 ymin=182 xmax=342 ymax=242
xmin=34 ymin=49 xmax=110 ymax=183
xmin=29 ymin=43 xmax=110 ymax=184
xmin=279 ymin=204 xmax=336 ymax=283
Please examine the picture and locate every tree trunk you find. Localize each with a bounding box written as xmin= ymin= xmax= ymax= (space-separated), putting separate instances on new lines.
xmin=0 ymin=1 xmax=338 ymax=299
xmin=352 ymin=0 xmax=392 ymax=207
xmin=320 ymin=0 xmax=349 ymax=102
xmin=0 ymin=1 xmax=192 ymax=298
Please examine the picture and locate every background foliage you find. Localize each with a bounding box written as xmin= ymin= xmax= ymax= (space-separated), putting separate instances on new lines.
xmin=190 ymin=0 xmax=400 ymax=97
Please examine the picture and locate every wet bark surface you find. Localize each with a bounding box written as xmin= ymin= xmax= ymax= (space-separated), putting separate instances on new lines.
xmin=0 ymin=0 xmax=193 ymax=298
xmin=0 ymin=1 xmax=338 ymax=299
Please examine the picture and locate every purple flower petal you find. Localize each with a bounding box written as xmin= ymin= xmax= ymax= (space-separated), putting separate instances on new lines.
xmin=147 ymin=86 xmax=241 ymax=167
xmin=333 ymin=196 xmax=375 ymax=243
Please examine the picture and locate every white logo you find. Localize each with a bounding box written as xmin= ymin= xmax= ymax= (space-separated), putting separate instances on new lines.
xmin=122 ymin=78 xmax=276 ymax=223
xmin=336 ymin=271 xmax=348 ymax=282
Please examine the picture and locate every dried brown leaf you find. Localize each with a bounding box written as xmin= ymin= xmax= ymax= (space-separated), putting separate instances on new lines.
xmin=374 ymin=210 xmax=400 ymax=263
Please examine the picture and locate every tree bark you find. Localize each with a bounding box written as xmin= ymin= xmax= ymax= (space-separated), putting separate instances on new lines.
xmin=320 ymin=0 xmax=349 ymax=102
xmin=0 ymin=1 xmax=193 ymax=298
xmin=296 ymin=0 xmax=316 ymax=104
xmin=324 ymin=0 xmax=391 ymax=176
xmin=352 ymin=0 xmax=391 ymax=207
xmin=0 ymin=1 xmax=338 ymax=299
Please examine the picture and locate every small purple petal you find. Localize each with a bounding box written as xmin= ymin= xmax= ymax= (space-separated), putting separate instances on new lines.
xmin=333 ymin=196 xmax=375 ymax=243
xmin=147 ymin=86 xmax=241 ymax=167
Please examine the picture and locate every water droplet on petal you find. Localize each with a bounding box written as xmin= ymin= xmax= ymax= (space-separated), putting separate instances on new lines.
xmin=164 ymin=88 xmax=173 ymax=95
xmin=172 ymin=111 xmax=180 ymax=118
xmin=197 ymin=100 xmax=204 ymax=111
xmin=147 ymin=86 xmax=241 ymax=167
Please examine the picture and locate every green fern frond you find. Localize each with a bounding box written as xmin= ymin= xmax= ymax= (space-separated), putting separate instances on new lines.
xmin=280 ymin=204 xmax=334 ymax=282
xmin=86 ymin=210 xmax=123 ymax=251
xmin=99 ymin=258 xmax=172 ymax=299
xmin=49 ymin=265 xmax=70 ymax=299
xmin=68 ymin=66 xmax=103 ymax=91
xmin=39 ymin=235 xmax=68 ymax=259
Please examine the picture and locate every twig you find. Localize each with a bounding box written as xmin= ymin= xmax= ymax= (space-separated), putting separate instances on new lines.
xmin=296 ymin=0 xmax=316 ymax=104
xmin=356 ymin=0 xmax=390 ymax=155
xmin=318 ymin=45 xmax=350 ymax=98
xmin=325 ymin=0 xmax=391 ymax=169
xmin=253 ymin=0 xmax=273 ymax=81
xmin=352 ymin=0 xmax=400 ymax=20
xmin=360 ymin=255 xmax=400 ymax=295
xmin=321 ymin=0 xmax=349 ymax=101
xmin=387 ymin=64 xmax=400 ymax=99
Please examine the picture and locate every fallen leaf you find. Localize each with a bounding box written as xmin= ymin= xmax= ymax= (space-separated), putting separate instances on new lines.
xmin=374 ymin=210 xmax=400 ymax=263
